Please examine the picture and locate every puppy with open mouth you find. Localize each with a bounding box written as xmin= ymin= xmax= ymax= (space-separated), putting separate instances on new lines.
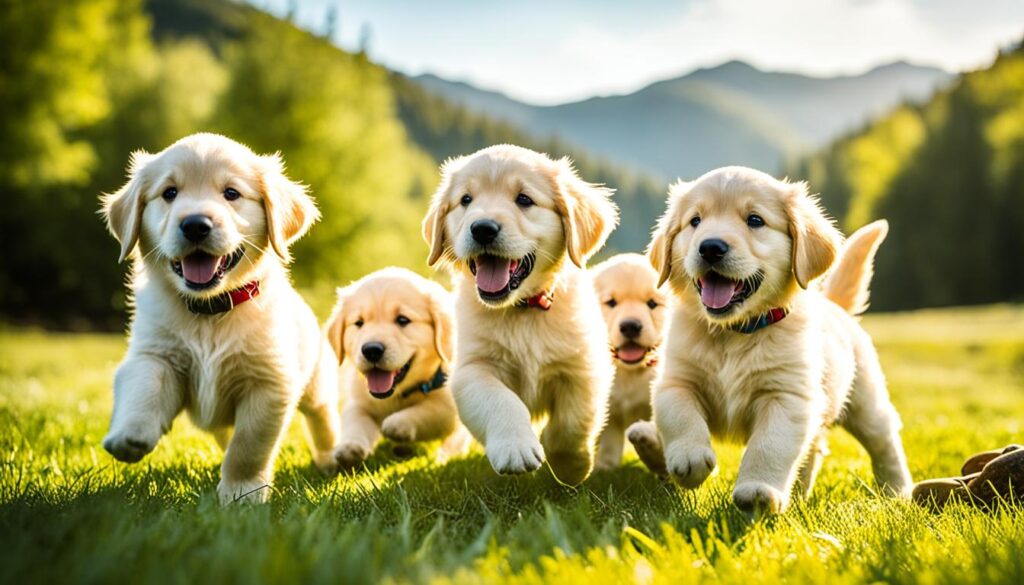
xmin=324 ymin=268 xmax=459 ymax=467
xmin=423 ymin=145 xmax=618 ymax=485
xmin=99 ymin=133 xmax=342 ymax=504
xmin=628 ymin=167 xmax=912 ymax=514
xmin=591 ymin=254 xmax=667 ymax=470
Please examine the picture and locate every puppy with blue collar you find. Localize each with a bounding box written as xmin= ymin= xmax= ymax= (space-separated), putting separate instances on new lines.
xmin=325 ymin=267 xmax=459 ymax=468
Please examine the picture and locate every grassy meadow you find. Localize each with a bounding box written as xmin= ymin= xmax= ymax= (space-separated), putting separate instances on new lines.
xmin=1 ymin=305 xmax=1022 ymax=584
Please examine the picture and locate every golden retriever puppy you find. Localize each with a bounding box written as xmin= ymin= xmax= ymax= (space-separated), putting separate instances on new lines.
xmin=422 ymin=145 xmax=618 ymax=485
xmin=323 ymin=268 xmax=459 ymax=466
xmin=628 ymin=167 xmax=912 ymax=514
xmin=590 ymin=254 xmax=666 ymax=470
xmin=100 ymin=133 xmax=340 ymax=504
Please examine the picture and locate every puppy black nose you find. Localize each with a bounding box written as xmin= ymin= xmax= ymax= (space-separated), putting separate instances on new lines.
xmin=470 ymin=219 xmax=501 ymax=245
xmin=180 ymin=215 xmax=213 ymax=243
xmin=361 ymin=342 xmax=385 ymax=362
xmin=619 ymin=319 xmax=643 ymax=339
xmin=698 ymin=238 xmax=729 ymax=264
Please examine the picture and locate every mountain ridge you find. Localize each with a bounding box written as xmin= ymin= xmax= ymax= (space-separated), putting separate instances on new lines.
xmin=413 ymin=59 xmax=952 ymax=178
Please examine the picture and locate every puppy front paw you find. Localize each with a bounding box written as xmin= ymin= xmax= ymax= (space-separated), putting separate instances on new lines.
xmin=333 ymin=441 xmax=371 ymax=469
xmin=218 ymin=477 xmax=271 ymax=505
xmin=102 ymin=427 xmax=160 ymax=463
xmin=381 ymin=414 xmax=417 ymax=443
xmin=733 ymin=482 xmax=787 ymax=516
xmin=627 ymin=421 xmax=667 ymax=475
xmin=311 ymin=448 xmax=339 ymax=475
xmin=487 ymin=437 xmax=545 ymax=475
xmin=665 ymin=442 xmax=717 ymax=489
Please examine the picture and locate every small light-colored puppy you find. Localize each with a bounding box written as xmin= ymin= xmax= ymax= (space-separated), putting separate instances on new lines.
xmin=590 ymin=254 xmax=667 ymax=470
xmin=628 ymin=166 xmax=912 ymax=514
xmin=100 ymin=133 xmax=340 ymax=504
xmin=422 ymin=145 xmax=618 ymax=485
xmin=324 ymin=267 xmax=459 ymax=467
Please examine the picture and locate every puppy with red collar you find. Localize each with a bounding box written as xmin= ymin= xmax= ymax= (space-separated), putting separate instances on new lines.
xmin=628 ymin=167 xmax=912 ymax=514
xmin=422 ymin=145 xmax=618 ymax=485
xmin=99 ymin=134 xmax=341 ymax=504
xmin=591 ymin=254 xmax=667 ymax=470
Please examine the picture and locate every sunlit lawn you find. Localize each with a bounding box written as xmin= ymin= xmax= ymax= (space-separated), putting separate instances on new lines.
xmin=1 ymin=305 xmax=1022 ymax=584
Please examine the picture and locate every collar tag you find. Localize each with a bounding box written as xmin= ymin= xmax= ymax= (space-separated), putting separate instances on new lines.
xmin=516 ymin=290 xmax=554 ymax=311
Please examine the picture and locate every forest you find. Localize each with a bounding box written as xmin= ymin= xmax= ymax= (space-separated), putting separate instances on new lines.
xmin=3 ymin=0 xmax=1022 ymax=328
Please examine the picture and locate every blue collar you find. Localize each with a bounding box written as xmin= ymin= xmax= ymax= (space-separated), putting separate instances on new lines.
xmin=731 ymin=307 xmax=789 ymax=334
xmin=400 ymin=367 xmax=448 ymax=399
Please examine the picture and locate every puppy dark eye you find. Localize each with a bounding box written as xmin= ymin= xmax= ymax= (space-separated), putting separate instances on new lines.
xmin=747 ymin=214 xmax=765 ymax=228
xmin=224 ymin=187 xmax=241 ymax=201
xmin=515 ymin=193 xmax=534 ymax=208
xmin=162 ymin=187 xmax=178 ymax=201
xmin=689 ymin=216 xmax=701 ymax=227
xmin=460 ymin=194 xmax=472 ymax=207
xmin=396 ymin=315 xmax=410 ymax=327
xmin=605 ymin=299 xmax=617 ymax=308
xmin=647 ymin=299 xmax=658 ymax=310
xmin=354 ymin=319 xmax=364 ymax=328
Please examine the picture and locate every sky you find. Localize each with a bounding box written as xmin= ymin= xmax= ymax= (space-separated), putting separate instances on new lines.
xmin=253 ymin=0 xmax=1024 ymax=105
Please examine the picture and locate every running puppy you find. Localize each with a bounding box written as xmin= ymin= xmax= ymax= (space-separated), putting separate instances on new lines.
xmin=423 ymin=145 xmax=618 ymax=485
xmin=591 ymin=254 xmax=666 ymax=470
xmin=628 ymin=167 xmax=912 ymax=514
xmin=100 ymin=133 xmax=341 ymax=504
xmin=324 ymin=268 xmax=459 ymax=467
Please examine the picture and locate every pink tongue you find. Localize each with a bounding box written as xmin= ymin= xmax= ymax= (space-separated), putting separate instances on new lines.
xmin=700 ymin=275 xmax=740 ymax=309
xmin=475 ymin=256 xmax=512 ymax=293
xmin=617 ymin=344 xmax=647 ymax=362
xmin=366 ymin=369 xmax=397 ymax=395
xmin=182 ymin=254 xmax=220 ymax=284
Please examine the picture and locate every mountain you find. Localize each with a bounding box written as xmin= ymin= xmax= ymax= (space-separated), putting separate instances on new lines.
xmin=790 ymin=40 xmax=1024 ymax=311
xmin=414 ymin=60 xmax=952 ymax=179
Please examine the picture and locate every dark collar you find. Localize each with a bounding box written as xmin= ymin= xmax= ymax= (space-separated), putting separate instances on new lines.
xmin=400 ymin=367 xmax=448 ymax=399
xmin=731 ymin=307 xmax=788 ymax=334
xmin=516 ymin=289 xmax=554 ymax=310
xmin=185 ymin=281 xmax=260 ymax=315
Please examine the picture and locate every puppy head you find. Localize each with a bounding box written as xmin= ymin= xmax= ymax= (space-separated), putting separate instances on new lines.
xmin=647 ymin=166 xmax=840 ymax=326
xmin=325 ymin=268 xmax=453 ymax=400
xmin=101 ymin=133 xmax=318 ymax=299
xmin=422 ymin=145 xmax=617 ymax=308
xmin=592 ymin=253 xmax=666 ymax=368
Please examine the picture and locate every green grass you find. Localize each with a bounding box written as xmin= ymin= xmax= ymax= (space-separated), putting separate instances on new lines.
xmin=1 ymin=305 xmax=1023 ymax=584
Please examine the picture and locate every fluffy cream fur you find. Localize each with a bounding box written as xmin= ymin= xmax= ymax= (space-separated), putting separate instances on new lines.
xmin=100 ymin=133 xmax=340 ymax=504
xmin=423 ymin=145 xmax=618 ymax=485
xmin=590 ymin=254 xmax=667 ymax=470
xmin=628 ymin=167 xmax=912 ymax=514
xmin=323 ymin=267 xmax=459 ymax=467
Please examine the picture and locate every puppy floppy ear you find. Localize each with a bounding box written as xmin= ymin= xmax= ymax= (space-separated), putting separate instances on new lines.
xmin=259 ymin=153 xmax=319 ymax=263
xmin=324 ymin=287 xmax=350 ymax=364
xmin=101 ymin=150 xmax=156 ymax=263
xmin=554 ymin=158 xmax=618 ymax=268
xmin=647 ymin=180 xmax=689 ymax=287
xmin=423 ymin=157 xmax=466 ymax=267
xmin=784 ymin=181 xmax=842 ymax=288
xmin=425 ymin=283 xmax=455 ymax=364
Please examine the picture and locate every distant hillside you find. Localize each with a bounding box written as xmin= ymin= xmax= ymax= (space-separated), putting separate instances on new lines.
xmin=791 ymin=41 xmax=1024 ymax=311
xmin=415 ymin=61 xmax=952 ymax=179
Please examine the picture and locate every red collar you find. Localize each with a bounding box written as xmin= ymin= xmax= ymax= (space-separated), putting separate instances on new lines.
xmin=185 ymin=281 xmax=260 ymax=315
xmin=731 ymin=306 xmax=788 ymax=334
xmin=516 ymin=290 xmax=554 ymax=310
